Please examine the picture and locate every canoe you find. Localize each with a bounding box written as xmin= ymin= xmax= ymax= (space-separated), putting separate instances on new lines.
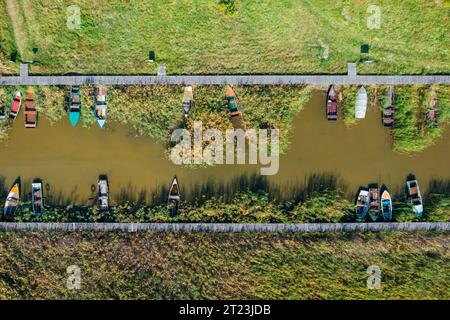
xmin=168 ymin=176 xmax=181 ymax=214
xmin=9 ymin=91 xmax=22 ymax=120
xmin=355 ymin=188 xmax=369 ymax=220
xmin=24 ymin=88 xmax=37 ymax=128
xmin=368 ymin=183 xmax=380 ymax=221
xmin=68 ymin=86 xmax=81 ymax=126
xmin=406 ymin=178 xmax=423 ymax=217
xmin=182 ymin=85 xmax=194 ymax=119
xmin=31 ymin=180 xmax=44 ymax=216
xmin=326 ymin=85 xmax=338 ymax=121
xmin=0 ymin=89 xmax=5 ymax=120
xmin=382 ymin=86 xmax=395 ymax=127
xmin=225 ymin=85 xmax=246 ymax=129
xmin=3 ymin=182 xmax=20 ymax=217
xmin=97 ymin=175 xmax=109 ymax=212
xmin=94 ymin=85 xmax=107 ymax=128
xmin=380 ymin=189 xmax=392 ymax=221
xmin=355 ymin=86 xmax=368 ymax=119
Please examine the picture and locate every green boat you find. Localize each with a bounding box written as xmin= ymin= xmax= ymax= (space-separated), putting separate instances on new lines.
xmin=68 ymin=86 xmax=81 ymax=126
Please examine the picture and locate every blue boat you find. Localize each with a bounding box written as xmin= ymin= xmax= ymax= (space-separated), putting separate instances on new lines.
xmin=380 ymin=189 xmax=392 ymax=221
xmin=94 ymin=85 xmax=107 ymax=128
xmin=68 ymin=86 xmax=81 ymax=126
xmin=355 ymin=188 xmax=370 ymax=221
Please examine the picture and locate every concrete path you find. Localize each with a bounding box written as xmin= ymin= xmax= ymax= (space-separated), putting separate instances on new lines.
xmin=0 ymin=222 xmax=448 ymax=233
xmin=0 ymin=64 xmax=449 ymax=85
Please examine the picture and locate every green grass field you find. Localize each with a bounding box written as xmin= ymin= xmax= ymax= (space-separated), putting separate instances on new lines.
xmin=0 ymin=0 xmax=449 ymax=75
xmin=0 ymin=231 xmax=448 ymax=299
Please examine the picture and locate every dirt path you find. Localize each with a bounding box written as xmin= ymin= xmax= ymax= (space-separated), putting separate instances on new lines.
xmin=5 ymin=0 xmax=28 ymax=60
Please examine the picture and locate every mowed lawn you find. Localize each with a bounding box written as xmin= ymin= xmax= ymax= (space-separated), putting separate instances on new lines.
xmin=0 ymin=0 xmax=448 ymax=74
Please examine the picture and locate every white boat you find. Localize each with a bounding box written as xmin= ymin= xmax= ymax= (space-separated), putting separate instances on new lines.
xmin=182 ymin=86 xmax=194 ymax=119
xmin=168 ymin=176 xmax=181 ymax=214
xmin=97 ymin=175 xmax=109 ymax=211
xmin=355 ymin=86 xmax=368 ymax=119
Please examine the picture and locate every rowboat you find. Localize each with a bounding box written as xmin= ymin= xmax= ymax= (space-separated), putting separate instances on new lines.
xmin=382 ymin=86 xmax=395 ymax=127
xmin=182 ymin=86 xmax=194 ymax=119
xmin=0 ymin=89 xmax=6 ymax=120
xmin=326 ymin=85 xmax=338 ymax=121
xmin=31 ymin=180 xmax=44 ymax=216
xmin=168 ymin=176 xmax=181 ymax=214
xmin=225 ymin=85 xmax=246 ymax=129
xmin=355 ymin=86 xmax=368 ymax=119
xmin=368 ymin=183 xmax=380 ymax=221
xmin=9 ymin=91 xmax=22 ymax=120
xmin=97 ymin=175 xmax=109 ymax=212
xmin=355 ymin=188 xmax=370 ymax=220
xmin=380 ymin=189 xmax=392 ymax=221
xmin=94 ymin=85 xmax=107 ymax=128
xmin=24 ymin=88 xmax=37 ymax=128
xmin=68 ymin=86 xmax=81 ymax=126
xmin=427 ymin=88 xmax=438 ymax=127
xmin=3 ymin=181 xmax=20 ymax=217
xmin=406 ymin=177 xmax=423 ymax=217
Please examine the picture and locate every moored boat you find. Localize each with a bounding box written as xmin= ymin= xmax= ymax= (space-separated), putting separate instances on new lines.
xmin=94 ymin=85 xmax=107 ymax=128
xmin=24 ymin=88 xmax=37 ymax=128
xmin=426 ymin=88 xmax=438 ymax=127
xmin=355 ymin=188 xmax=370 ymax=220
xmin=3 ymin=181 xmax=20 ymax=217
xmin=368 ymin=183 xmax=380 ymax=221
xmin=326 ymin=85 xmax=338 ymax=121
xmin=9 ymin=91 xmax=22 ymax=120
xmin=31 ymin=180 xmax=44 ymax=216
xmin=380 ymin=189 xmax=392 ymax=221
xmin=355 ymin=86 xmax=368 ymax=119
xmin=168 ymin=176 xmax=181 ymax=214
xmin=68 ymin=86 xmax=81 ymax=126
xmin=382 ymin=86 xmax=395 ymax=127
xmin=97 ymin=175 xmax=109 ymax=212
xmin=182 ymin=85 xmax=194 ymax=119
xmin=225 ymin=85 xmax=246 ymax=129
xmin=0 ymin=89 xmax=6 ymax=120
xmin=406 ymin=176 xmax=423 ymax=217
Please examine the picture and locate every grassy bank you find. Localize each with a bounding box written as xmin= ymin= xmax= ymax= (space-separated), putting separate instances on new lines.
xmin=0 ymin=1 xmax=448 ymax=74
xmin=0 ymin=231 xmax=448 ymax=299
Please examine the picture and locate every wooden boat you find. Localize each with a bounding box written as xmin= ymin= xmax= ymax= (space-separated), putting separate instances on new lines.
xmin=182 ymin=85 xmax=194 ymax=119
xmin=368 ymin=183 xmax=380 ymax=221
xmin=3 ymin=181 xmax=20 ymax=217
xmin=68 ymin=86 xmax=81 ymax=126
xmin=355 ymin=188 xmax=370 ymax=220
xmin=94 ymin=85 xmax=107 ymax=128
xmin=97 ymin=175 xmax=109 ymax=212
xmin=225 ymin=85 xmax=247 ymax=129
xmin=427 ymin=88 xmax=438 ymax=127
xmin=380 ymin=189 xmax=392 ymax=221
xmin=31 ymin=180 xmax=44 ymax=216
xmin=406 ymin=177 xmax=423 ymax=217
xmin=326 ymin=85 xmax=338 ymax=121
xmin=355 ymin=86 xmax=368 ymax=119
xmin=168 ymin=176 xmax=181 ymax=214
xmin=382 ymin=86 xmax=395 ymax=127
xmin=24 ymin=88 xmax=37 ymax=128
xmin=9 ymin=91 xmax=22 ymax=120
xmin=0 ymin=89 xmax=6 ymax=120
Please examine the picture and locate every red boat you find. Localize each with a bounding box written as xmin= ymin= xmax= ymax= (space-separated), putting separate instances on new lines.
xmin=24 ymin=89 xmax=37 ymax=128
xmin=326 ymin=85 xmax=338 ymax=121
xmin=9 ymin=91 xmax=21 ymax=120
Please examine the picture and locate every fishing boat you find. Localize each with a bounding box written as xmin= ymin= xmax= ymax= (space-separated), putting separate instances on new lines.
xmin=0 ymin=89 xmax=6 ymax=120
xmin=406 ymin=176 xmax=423 ymax=217
xmin=68 ymin=86 xmax=81 ymax=126
xmin=225 ymin=85 xmax=246 ymax=129
xmin=380 ymin=188 xmax=392 ymax=221
xmin=368 ymin=183 xmax=380 ymax=221
xmin=97 ymin=175 xmax=109 ymax=212
xmin=382 ymin=86 xmax=395 ymax=127
xmin=355 ymin=188 xmax=370 ymax=220
xmin=9 ymin=91 xmax=22 ymax=120
xmin=31 ymin=180 xmax=44 ymax=216
xmin=355 ymin=86 xmax=368 ymax=119
xmin=326 ymin=85 xmax=338 ymax=121
xmin=94 ymin=85 xmax=107 ymax=128
xmin=24 ymin=88 xmax=37 ymax=128
xmin=168 ymin=176 xmax=181 ymax=214
xmin=3 ymin=181 xmax=20 ymax=217
xmin=182 ymin=85 xmax=194 ymax=119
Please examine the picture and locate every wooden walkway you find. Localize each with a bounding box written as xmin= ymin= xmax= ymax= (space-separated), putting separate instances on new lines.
xmin=0 ymin=222 xmax=448 ymax=233
xmin=0 ymin=64 xmax=449 ymax=86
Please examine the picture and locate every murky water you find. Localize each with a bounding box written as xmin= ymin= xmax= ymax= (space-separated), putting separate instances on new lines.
xmin=0 ymin=90 xmax=449 ymax=205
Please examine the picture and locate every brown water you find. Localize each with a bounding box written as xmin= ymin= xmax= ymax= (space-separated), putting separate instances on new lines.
xmin=0 ymin=91 xmax=449 ymax=204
